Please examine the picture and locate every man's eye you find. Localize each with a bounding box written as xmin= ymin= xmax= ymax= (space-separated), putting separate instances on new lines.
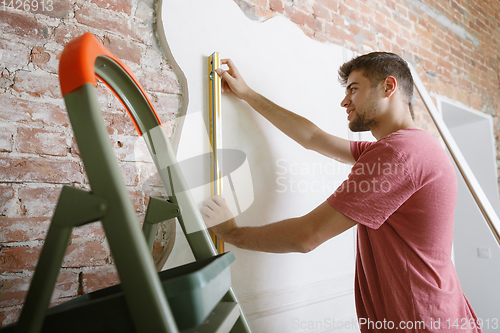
xmin=350 ymin=88 xmax=356 ymax=93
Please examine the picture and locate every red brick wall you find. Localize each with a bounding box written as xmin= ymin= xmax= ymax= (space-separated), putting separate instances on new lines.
xmin=236 ymin=0 xmax=500 ymax=137
xmin=0 ymin=0 xmax=180 ymax=325
xmin=0 ymin=0 xmax=499 ymax=326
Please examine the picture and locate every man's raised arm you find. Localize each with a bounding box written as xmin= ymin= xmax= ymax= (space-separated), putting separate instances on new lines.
xmin=216 ymin=59 xmax=355 ymax=165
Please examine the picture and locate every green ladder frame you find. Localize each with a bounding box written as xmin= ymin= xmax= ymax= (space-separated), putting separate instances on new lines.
xmin=13 ymin=33 xmax=252 ymax=333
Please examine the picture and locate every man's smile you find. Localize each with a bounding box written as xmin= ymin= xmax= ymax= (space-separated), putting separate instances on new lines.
xmin=347 ymin=109 xmax=355 ymax=120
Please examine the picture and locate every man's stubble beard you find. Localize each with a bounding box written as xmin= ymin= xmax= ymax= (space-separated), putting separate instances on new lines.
xmin=349 ymin=90 xmax=381 ymax=133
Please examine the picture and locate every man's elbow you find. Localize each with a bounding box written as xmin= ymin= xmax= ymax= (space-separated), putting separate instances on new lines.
xmin=296 ymin=235 xmax=320 ymax=253
xmin=300 ymin=134 xmax=318 ymax=152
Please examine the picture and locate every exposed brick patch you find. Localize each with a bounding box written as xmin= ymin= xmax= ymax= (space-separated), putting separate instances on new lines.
xmin=29 ymin=47 xmax=60 ymax=74
xmin=0 ymin=307 xmax=21 ymax=327
xmin=13 ymin=69 xmax=61 ymax=99
xmin=91 ymin=0 xmax=133 ymax=15
xmin=63 ymin=241 xmax=108 ymax=268
xmin=16 ymin=128 xmax=68 ymax=157
xmin=0 ymin=68 xmax=14 ymax=90
xmin=0 ymin=186 xmax=16 ymax=216
xmin=102 ymin=110 xmax=138 ymax=136
xmin=149 ymin=93 xmax=181 ymax=117
xmin=0 ymin=246 xmax=41 ymax=273
xmin=0 ymin=241 xmax=108 ymax=273
xmin=324 ymin=23 xmax=356 ymax=47
xmin=0 ymin=94 xmax=69 ymax=127
xmin=137 ymin=162 xmax=163 ymax=188
xmin=70 ymin=221 xmax=105 ymax=240
xmin=135 ymin=0 xmax=155 ymax=20
xmin=0 ymin=217 xmax=50 ymax=242
xmin=18 ymin=185 xmax=62 ymax=217
xmin=269 ymin=0 xmax=284 ymax=14
xmin=0 ymin=0 xmax=182 ymax=317
xmin=49 ymin=270 xmax=80 ymax=300
xmin=53 ymin=24 xmax=90 ymax=46
xmin=291 ymin=0 xmax=314 ymax=13
xmin=75 ymin=4 xmax=150 ymax=44
xmin=284 ymin=5 xmax=314 ymax=29
xmin=128 ymin=189 xmax=145 ymax=212
xmin=0 ymin=10 xmax=49 ymax=44
xmin=30 ymin=47 xmax=50 ymax=65
xmin=69 ymin=135 xmax=80 ymax=158
xmin=349 ymin=24 xmax=362 ymax=36
xmin=80 ymin=266 xmax=120 ymax=294
xmin=27 ymin=101 xmax=69 ymax=128
xmin=119 ymin=161 xmax=140 ymax=187
xmin=312 ymin=3 xmax=331 ymax=21
xmin=0 ymin=129 xmax=14 ymax=153
xmin=134 ymin=69 xmax=180 ymax=95
xmin=316 ymin=0 xmax=339 ymax=12
xmin=0 ymin=39 xmax=30 ymax=68
xmin=0 ymin=270 xmax=78 ymax=307
xmin=30 ymin=0 xmax=73 ymax=19
xmin=94 ymin=82 xmax=126 ymax=111
xmin=110 ymin=136 xmax=140 ymax=161
xmin=102 ymin=34 xmax=142 ymax=65
xmin=140 ymin=48 xmax=166 ymax=73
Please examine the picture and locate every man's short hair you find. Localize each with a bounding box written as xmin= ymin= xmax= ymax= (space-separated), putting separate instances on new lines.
xmin=338 ymin=52 xmax=414 ymax=118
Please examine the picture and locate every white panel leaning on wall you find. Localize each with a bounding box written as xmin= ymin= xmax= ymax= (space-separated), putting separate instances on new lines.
xmin=156 ymin=0 xmax=360 ymax=331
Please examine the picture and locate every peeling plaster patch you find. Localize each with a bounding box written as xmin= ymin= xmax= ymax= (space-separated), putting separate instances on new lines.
xmin=354 ymin=29 xmax=364 ymax=48
xmin=482 ymin=95 xmax=495 ymax=116
xmin=234 ymin=0 xmax=260 ymax=21
xmin=405 ymin=0 xmax=479 ymax=48
xmin=425 ymin=70 xmax=437 ymax=83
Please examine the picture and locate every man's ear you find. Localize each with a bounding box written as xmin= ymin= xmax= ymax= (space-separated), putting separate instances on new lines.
xmin=383 ymin=76 xmax=397 ymax=97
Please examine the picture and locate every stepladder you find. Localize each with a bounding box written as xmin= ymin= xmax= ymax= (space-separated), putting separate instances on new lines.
xmin=2 ymin=33 xmax=252 ymax=333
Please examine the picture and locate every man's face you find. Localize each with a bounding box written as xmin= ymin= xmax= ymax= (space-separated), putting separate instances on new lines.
xmin=340 ymin=70 xmax=382 ymax=132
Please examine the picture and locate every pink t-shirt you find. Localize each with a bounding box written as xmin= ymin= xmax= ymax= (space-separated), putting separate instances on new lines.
xmin=327 ymin=129 xmax=482 ymax=333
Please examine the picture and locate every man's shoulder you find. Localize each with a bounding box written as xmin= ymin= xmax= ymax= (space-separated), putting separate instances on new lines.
xmin=355 ymin=129 xmax=429 ymax=155
xmin=353 ymin=129 xmax=445 ymax=166
xmin=356 ymin=128 xmax=450 ymax=171
xmin=379 ymin=128 xmax=442 ymax=156
xmin=383 ymin=128 xmax=435 ymax=144
xmin=383 ymin=128 xmax=456 ymax=183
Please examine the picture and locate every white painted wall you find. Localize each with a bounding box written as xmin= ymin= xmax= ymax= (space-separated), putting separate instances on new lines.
xmin=156 ymin=0 xmax=359 ymax=331
xmin=440 ymin=99 xmax=500 ymax=332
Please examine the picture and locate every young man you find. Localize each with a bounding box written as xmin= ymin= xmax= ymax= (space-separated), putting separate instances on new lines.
xmin=203 ymin=52 xmax=481 ymax=332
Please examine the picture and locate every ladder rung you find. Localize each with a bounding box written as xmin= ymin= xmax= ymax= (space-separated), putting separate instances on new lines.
xmin=182 ymin=302 xmax=240 ymax=333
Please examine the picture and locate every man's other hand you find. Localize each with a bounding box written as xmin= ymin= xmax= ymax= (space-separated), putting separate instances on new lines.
xmin=202 ymin=195 xmax=238 ymax=241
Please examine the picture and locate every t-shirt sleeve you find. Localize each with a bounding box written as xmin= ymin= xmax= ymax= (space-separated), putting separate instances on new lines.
xmin=350 ymin=140 xmax=372 ymax=161
xmin=327 ymin=141 xmax=416 ymax=229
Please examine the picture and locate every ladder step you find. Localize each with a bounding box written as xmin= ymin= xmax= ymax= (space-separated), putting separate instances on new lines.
xmin=182 ymin=302 xmax=240 ymax=333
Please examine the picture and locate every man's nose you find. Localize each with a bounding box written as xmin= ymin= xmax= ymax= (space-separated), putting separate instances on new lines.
xmin=341 ymin=95 xmax=350 ymax=108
